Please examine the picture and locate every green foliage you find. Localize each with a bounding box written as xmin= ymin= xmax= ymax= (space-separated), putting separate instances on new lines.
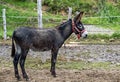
xmin=43 ymin=0 xmax=120 ymax=16
xmin=43 ymin=0 xmax=94 ymax=14
xmin=111 ymin=32 xmax=120 ymax=39
xmin=0 ymin=0 xmax=120 ymax=42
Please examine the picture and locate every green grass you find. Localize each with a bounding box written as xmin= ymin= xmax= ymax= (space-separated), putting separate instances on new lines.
xmin=100 ymin=23 xmax=120 ymax=31
xmin=0 ymin=0 xmax=67 ymax=38
xmin=66 ymin=32 xmax=120 ymax=44
xmin=57 ymin=61 xmax=112 ymax=70
xmin=0 ymin=56 xmax=120 ymax=70
xmin=0 ymin=0 xmax=120 ymax=41
xmin=82 ymin=17 xmax=120 ymax=31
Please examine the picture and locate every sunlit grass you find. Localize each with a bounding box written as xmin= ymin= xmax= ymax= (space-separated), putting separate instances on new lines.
xmin=0 ymin=56 xmax=120 ymax=71
xmin=83 ymin=17 xmax=120 ymax=31
xmin=0 ymin=0 xmax=119 ymax=41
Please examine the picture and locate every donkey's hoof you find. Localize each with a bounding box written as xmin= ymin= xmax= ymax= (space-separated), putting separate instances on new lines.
xmin=51 ymin=72 xmax=57 ymax=77
xmin=25 ymin=78 xmax=29 ymax=81
xmin=15 ymin=75 xmax=21 ymax=81
xmin=15 ymin=76 xmax=21 ymax=81
xmin=53 ymin=74 xmax=57 ymax=77
xmin=23 ymin=75 xmax=29 ymax=81
xmin=17 ymin=78 xmax=21 ymax=81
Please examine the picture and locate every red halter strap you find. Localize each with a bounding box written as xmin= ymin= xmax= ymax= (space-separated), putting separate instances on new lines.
xmin=72 ymin=20 xmax=85 ymax=39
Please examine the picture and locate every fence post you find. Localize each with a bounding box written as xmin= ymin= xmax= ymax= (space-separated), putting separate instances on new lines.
xmin=68 ymin=7 xmax=72 ymax=19
xmin=2 ymin=9 xmax=7 ymax=40
xmin=37 ymin=0 xmax=42 ymax=28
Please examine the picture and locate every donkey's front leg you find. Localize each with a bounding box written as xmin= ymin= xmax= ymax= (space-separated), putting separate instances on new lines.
xmin=50 ymin=48 xmax=59 ymax=77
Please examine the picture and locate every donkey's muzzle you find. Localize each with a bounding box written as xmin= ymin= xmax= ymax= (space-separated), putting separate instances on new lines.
xmin=81 ymin=30 xmax=88 ymax=38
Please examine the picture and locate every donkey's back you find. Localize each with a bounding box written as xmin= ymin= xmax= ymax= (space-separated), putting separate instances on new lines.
xmin=13 ymin=27 xmax=62 ymax=51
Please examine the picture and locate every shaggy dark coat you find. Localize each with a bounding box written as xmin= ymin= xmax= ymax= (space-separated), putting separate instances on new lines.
xmin=11 ymin=12 xmax=86 ymax=81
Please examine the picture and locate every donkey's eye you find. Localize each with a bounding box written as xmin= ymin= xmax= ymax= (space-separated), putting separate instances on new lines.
xmin=78 ymin=25 xmax=82 ymax=27
xmin=78 ymin=24 xmax=82 ymax=28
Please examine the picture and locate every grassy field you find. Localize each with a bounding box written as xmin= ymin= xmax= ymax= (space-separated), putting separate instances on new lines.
xmin=0 ymin=0 xmax=120 ymax=41
xmin=1 ymin=56 xmax=120 ymax=82
xmin=0 ymin=56 xmax=120 ymax=71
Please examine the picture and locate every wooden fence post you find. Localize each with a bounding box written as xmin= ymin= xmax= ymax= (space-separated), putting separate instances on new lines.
xmin=2 ymin=9 xmax=7 ymax=40
xmin=68 ymin=7 xmax=72 ymax=19
xmin=37 ymin=0 xmax=42 ymax=28
xmin=37 ymin=0 xmax=46 ymax=63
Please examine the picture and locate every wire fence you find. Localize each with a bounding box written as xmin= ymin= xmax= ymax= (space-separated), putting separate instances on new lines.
xmin=0 ymin=15 xmax=119 ymax=26
xmin=0 ymin=11 xmax=120 ymax=40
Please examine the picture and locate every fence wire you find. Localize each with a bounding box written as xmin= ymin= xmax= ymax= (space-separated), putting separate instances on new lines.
xmin=0 ymin=15 xmax=120 ymax=40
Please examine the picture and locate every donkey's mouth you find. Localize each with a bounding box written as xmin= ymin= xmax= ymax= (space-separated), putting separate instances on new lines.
xmin=81 ymin=30 xmax=88 ymax=38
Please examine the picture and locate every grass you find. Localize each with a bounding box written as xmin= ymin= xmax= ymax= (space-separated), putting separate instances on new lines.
xmin=57 ymin=61 xmax=112 ymax=70
xmin=0 ymin=0 xmax=68 ymax=36
xmin=0 ymin=56 xmax=120 ymax=71
xmin=65 ymin=32 xmax=120 ymax=44
xmin=82 ymin=17 xmax=120 ymax=31
xmin=26 ymin=56 xmax=120 ymax=70
xmin=0 ymin=0 xmax=120 ymax=41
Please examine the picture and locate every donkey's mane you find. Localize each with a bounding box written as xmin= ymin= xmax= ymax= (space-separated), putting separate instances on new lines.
xmin=55 ymin=19 xmax=72 ymax=29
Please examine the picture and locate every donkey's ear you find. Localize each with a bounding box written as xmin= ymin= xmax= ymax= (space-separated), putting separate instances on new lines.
xmin=79 ymin=11 xmax=84 ymax=20
xmin=75 ymin=11 xmax=84 ymax=23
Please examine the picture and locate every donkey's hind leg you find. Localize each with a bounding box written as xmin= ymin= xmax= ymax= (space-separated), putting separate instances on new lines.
xmin=13 ymin=44 xmax=21 ymax=80
xmin=19 ymin=49 xmax=29 ymax=81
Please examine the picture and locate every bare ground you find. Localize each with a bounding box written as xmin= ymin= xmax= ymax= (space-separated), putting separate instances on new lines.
xmin=0 ymin=67 xmax=120 ymax=82
xmin=0 ymin=44 xmax=120 ymax=82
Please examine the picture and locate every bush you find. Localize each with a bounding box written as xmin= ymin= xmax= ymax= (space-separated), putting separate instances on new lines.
xmin=43 ymin=0 xmax=93 ymax=14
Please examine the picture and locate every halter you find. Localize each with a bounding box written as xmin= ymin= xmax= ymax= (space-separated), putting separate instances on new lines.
xmin=72 ymin=20 xmax=85 ymax=39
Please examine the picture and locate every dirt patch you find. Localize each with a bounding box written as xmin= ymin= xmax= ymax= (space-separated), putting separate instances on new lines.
xmin=85 ymin=25 xmax=114 ymax=35
xmin=0 ymin=44 xmax=120 ymax=63
xmin=0 ymin=44 xmax=120 ymax=82
xmin=0 ymin=68 xmax=120 ymax=82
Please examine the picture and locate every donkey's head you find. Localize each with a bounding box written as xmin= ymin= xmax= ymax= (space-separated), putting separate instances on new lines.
xmin=72 ymin=12 xmax=88 ymax=39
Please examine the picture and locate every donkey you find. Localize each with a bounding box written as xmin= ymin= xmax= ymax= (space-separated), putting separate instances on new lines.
xmin=11 ymin=12 xmax=88 ymax=81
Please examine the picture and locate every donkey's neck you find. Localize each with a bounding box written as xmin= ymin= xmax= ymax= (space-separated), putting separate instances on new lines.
xmin=57 ymin=20 xmax=73 ymax=41
xmin=62 ymin=25 xmax=73 ymax=40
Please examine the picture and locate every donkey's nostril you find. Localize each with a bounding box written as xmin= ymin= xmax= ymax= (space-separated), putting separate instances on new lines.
xmin=85 ymin=34 xmax=87 ymax=38
xmin=82 ymin=30 xmax=88 ymax=38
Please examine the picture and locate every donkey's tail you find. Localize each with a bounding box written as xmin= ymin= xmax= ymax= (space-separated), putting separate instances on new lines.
xmin=11 ymin=32 xmax=15 ymax=58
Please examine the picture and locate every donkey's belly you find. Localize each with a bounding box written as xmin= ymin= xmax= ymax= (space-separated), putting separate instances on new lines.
xmin=31 ymin=46 xmax=51 ymax=51
xmin=30 ymin=40 xmax=53 ymax=51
